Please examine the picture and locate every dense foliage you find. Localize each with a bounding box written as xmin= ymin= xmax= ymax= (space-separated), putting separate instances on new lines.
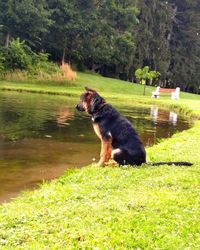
xmin=0 ymin=0 xmax=199 ymax=93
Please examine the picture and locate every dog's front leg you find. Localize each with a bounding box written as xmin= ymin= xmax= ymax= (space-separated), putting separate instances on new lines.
xmin=96 ymin=139 xmax=112 ymax=167
xmin=92 ymin=123 xmax=112 ymax=167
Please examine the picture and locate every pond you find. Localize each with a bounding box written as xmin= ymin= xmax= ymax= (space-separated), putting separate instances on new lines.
xmin=0 ymin=91 xmax=193 ymax=203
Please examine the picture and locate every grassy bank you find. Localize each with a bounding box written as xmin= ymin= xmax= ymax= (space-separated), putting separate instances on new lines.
xmin=0 ymin=73 xmax=200 ymax=249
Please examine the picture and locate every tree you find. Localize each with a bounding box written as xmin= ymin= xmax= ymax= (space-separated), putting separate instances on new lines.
xmin=45 ymin=0 xmax=138 ymax=78
xmin=0 ymin=0 xmax=199 ymax=94
xmin=135 ymin=66 xmax=160 ymax=95
xmin=167 ymin=0 xmax=200 ymax=93
xmin=148 ymin=70 xmax=160 ymax=85
xmin=130 ymin=1 xmax=173 ymax=82
xmin=0 ymin=0 xmax=52 ymax=47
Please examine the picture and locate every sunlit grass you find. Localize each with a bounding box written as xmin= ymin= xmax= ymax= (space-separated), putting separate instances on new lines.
xmin=0 ymin=162 xmax=199 ymax=249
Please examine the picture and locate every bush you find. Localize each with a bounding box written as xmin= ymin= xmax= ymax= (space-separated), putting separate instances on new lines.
xmin=3 ymin=38 xmax=32 ymax=70
xmin=0 ymin=57 xmax=5 ymax=74
xmin=0 ymin=38 xmax=54 ymax=80
xmin=0 ymin=38 xmax=77 ymax=82
xmin=0 ymin=47 xmax=5 ymax=73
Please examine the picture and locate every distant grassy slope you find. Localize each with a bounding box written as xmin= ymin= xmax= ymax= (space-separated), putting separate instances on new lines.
xmin=0 ymin=71 xmax=153 ymax=97
xmin=1 ymin=71 xmax=200 ymax=106
xmin=0 ymin=72 xmax=200 ymax=249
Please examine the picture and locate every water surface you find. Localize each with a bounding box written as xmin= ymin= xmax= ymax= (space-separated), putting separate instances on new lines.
xmin=0 ymin=91 xmax=193 ymax=202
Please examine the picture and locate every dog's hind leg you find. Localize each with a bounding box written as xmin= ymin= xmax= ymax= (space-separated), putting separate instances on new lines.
xmin=112 ymin=148 xmax=127 ymax=165
xmin=112 ymin=149 xmax=141 ymax=166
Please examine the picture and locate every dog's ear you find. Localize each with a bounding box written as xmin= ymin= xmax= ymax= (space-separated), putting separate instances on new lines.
xmin=84 ymin=86 xmax=96 ymax=93
xmin=90 ymin=93 xmax=105 ymax=114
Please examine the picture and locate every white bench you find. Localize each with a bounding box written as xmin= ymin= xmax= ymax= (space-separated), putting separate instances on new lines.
xmin=152 ymin=87 xmax=180 ymax=100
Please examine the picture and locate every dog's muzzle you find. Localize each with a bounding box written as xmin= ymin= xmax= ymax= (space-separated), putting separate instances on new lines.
xmin=75 ymin=104 xmax=85 ymax=112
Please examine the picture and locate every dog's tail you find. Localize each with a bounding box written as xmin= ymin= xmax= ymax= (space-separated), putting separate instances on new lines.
xmin=149 ymin=162 xmax=192 ymax=166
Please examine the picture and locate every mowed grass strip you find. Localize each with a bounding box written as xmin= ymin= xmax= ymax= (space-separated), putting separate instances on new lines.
xmin=0 ymin=72 xmax=200 ymax=249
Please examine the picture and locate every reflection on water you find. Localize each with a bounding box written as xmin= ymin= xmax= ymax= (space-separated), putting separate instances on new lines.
xmin=169 ymin=111 xmax=178 ymax=125
xmin=150 ymin=106 xmax=178 ymax=126
xmin=56 ymin=107 xmax=73 ymax=127
xmin=0 ymin=91 xmax=193 ymax=203
xmin=150 ymin=106 xmax=158 ymax=123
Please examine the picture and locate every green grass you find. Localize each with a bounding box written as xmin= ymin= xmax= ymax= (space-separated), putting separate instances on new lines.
xmin=0 ymin=72 xmax=200 ymax=249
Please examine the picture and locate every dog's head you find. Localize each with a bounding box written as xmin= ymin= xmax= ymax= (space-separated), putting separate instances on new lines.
xmin=76 ymin=87 xmax=105 ymax=115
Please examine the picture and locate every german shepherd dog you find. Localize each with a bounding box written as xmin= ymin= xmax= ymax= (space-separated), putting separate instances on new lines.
xmin=76 ymin=87 xmax=192 ymax=167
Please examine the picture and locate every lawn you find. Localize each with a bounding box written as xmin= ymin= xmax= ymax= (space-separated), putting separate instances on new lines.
xmin=0 ymin=72 xmax=200 ymax=249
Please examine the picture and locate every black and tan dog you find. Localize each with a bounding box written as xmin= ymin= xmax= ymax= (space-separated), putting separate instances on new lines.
xmin=76 ymin=87 xmax=192 ymax=167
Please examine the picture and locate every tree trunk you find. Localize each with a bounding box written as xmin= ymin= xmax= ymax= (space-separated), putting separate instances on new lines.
xmin=5 ymin=32 xmax=10 ymax=48
xmin=143 ymin=85 xmax=146 ymax=96
xmin=62 ymin=47 xmax=66 ymax=63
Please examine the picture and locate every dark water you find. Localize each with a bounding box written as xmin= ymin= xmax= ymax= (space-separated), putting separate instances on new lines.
xmin=0 ymin=91 xmax=193 ymax=203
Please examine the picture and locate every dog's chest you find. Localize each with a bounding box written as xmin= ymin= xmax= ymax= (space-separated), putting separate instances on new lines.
xmin=93 ymin=123 xmax=102 ymax=140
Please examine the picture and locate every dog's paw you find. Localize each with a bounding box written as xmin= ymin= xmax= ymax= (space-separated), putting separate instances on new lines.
xmin=91 ymin=162 xmax=102 ymax=168
xmin=106 ymin=159 xmax=118 ymax=168
xmin=95 ymin=161 xmax=106 ymax=167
